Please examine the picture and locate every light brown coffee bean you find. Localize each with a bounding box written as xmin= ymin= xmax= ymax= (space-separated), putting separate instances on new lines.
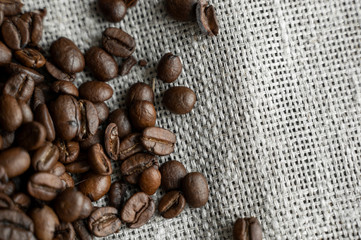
xmin=139 ymin=168 xmax=161 ymax=195
xmin=14 ymin=48 xmax=46 ymax=68
xmin=141 ymin=127 xmax=176 ymax=156
xmin=118 ymin=133 xmax=143 ymax=161
xmin=88 ymin=143 xmax=113 ymax=176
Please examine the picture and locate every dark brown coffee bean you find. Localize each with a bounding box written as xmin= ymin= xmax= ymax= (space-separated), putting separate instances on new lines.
xmin=3 ymin=73 xmax=35 ymax=102
xmin=120 ymin=153 xmax=158 ymax=185
xmin=16 ymin=121 xmax=46 ymax=150
xmin=121 ymin=192 xmax=155 ymax=228
xmin=108 ymin=109 xmax=132 ymax=139
xmin=141 ymin=127 xmax=176 ymax=156
xmin=182 ymin=172 xmax=208 ymax=208
xmin=139 ymin=167 xmax=161 ymax=195
xmin=79 ymin=129 xmax=103 ymax=150
xmin=196 ymin=1 xmax=219 ymax=36
xmin=125 ymin=82 xmax=154 ymax=107
xmin=30 ymin=205 xmax=60 ymax=240
xmin=158 ymin=191 xmax=186 ymax=218
xmin=88 ymin=143 xmax=113 ymax=175
xmin=27 ymin=172 xmax=63 ymax=201
xmin=0 ymin=41 xmax=12 ymax=66
xmin=233 ymin=217 xmax=263 ymax=240
xmin=1 ymin=16 xmax=29 ymax=50
xmin=157 ymin=53 xmax=182 ymax=83
xmin=160 ymin=160 xmax=187 ymax=191
xmin=124 ymin=0 xmax=138 ymax=7
xmin=65 ymin=157 xmax=90 ymax=174
xmin=79 ymin=81 xmax=113 ymax=103
xmin=85 ymin=47 xmax=118 ymax=81
xmin=0 ymin=94 xmax=22 ymax=132
xmin=94 ymin=102 xmax=109 ymax=124
xmin=59 ymin=172 xmax=74 ymax=190
xmin=0 ymin=209 xmax=36 ymax=240
xmin=56 ymin=140 xmax=80 ymax=164
xmin=32 ymin=86 xmax=45 ymax=111
xmin=54 ymin=222 xmax=75 ymax=240
xmin=129 ymin=100 xmax=156 ymax=130
xmin=77 ymin=100 xmax=99 ymax=141
xmin=118 ymin=133 xmax=143 ymax=161
xmin=47 ymin=161 xmax=66 ymax=176
xmin=5 ymin=62 xmax=44 ymax=84
xmin=14 ymin=48 xmax=46 ymax=68
xmin=104 ymin=123 xmax=120 ymax=161
xmin=163 ymin=86 xmax=197 ymax=114
xmin=88 ymin=207 xmax=121 ymax=237
xmin=119 ymin=55 xmax=137 ymax=76
xmin=55 ymin=188 xmax=85 ymax=222
xmin=165 ymin=0 xmax=197 ymax=21
xmin=45 ymin=61 xmax=76 ymax=82
xmin=79 ymin=195 xmax=93 ymax=219
xmin=51 ymin=80 xmax=79 ymax=97
xmin=0 ymin=192 xmax=15 ymax=209
xmin=109 ymin=181 xmax=126 ymax=209
xmin=78 ymin=172 xmax=111 ymax=201
xmin=73 ymin=220 xmax=93 ymax=240
xmin=32 ymin=142 xmax=59 ymax=172
xmin=102 ymin=27 xmax=135 ymax=58
xmin=98 ymin=0 xmax=127 ymax=22
xmin=34 ymin=103 xmax=56 ymax=142
xmin=138 ymin=59 xmax=147 ymax=67
xmin=0 ymin=0 xmax=23 ymax=16
xmin=0 ymin=131 xmax=15 ymax=150
xmin=0 ymin=147 xmax=30 ymax=178
xmin=20 ymin=9 xmax=46 ymax=47
xmin=18 ymin=100 xmax=33 ymax=123
xmin=12 ymin=192 xmax=31 ymax=212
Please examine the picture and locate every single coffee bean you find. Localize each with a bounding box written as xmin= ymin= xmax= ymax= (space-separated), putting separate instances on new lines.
xmin=76 ymin=100 xmax=99 ymax=141
xmin=30 ymin=205 xmax=60 ymax=240
xmin=0 ymin=0 xmax=23 ymax=16
xmin=59 ymin=172 xmax=75 ymax=190
xmin=0 ymin=193 xmax=15 ymax=209
xmin=125 ymin=82 xmax=154 ymax=107
xmin=0 ymin=147 xmax=30 ymax=178
xmin=88 ymin=207 xmax=121 ymax=237
xmin=157 ymin=53 xmax=182 ymax=83
xmin=79 ymin=81 xmax=113 ymax=103
xmin=27 ymin=172 xmax=63 ymax=201
xmin=124 ymin=0 xmax=138 ymax=8
xmin=32 ymin=142 xmax=59 ymax=172
xmin=0 ymin=131 xmax=15 ymax=150
xmin=34 ymin=103 xmax=56 ymax=142
xmin=3 ymin=73 xmax=35 ymax=102
xmin=160 ymin=160 xmax=187 ymax=191
xmin=98 ymin=0 xmax=127 ymax=22
xmin=85 ymin=47 xmax=118 ymax=81
xmin=196 ymin=1 xmax=219 ymax=36
xmin=141 ymin=127 xmax=176 ymax=156
xmin=182 ymin=172 xmax=209 ymax=208
xmin=55 ymin=140 xmax=80 ymax=164
xmin=129 ymin=100 xmax=157 ymax=130
xmin=51 ymin=80 xmax=79 ymax=97
xmin=73 ymin=220 xmax=93 ymax=240
xmin=102 ymin=27 xmax=135 ymax=58
xmin=108 ymin=109 xmax=132 ymax=139
xmin=20 ymin=9 xmax=46 ymax=47
xmin=104 ymin=123 xmax=120 ymax=161
xmin=16 ymin=121 xmax=46 ymax=150
xmin=158 ymin=191 xmax=186 ymax=218
xmin=119 ymin=56 xmax=137 ymax=76
xmin=79 ymin=129 xmax=103 ymax=150
xmin=138 ymin=59 xmax=147 ymax=67
xmin=53 ymin=222 xmax=75 ymax=240
xmin=109 ymin=181 xmax=127 ymax=209
xmin=45 ymin=61 xmax=76 ymax=82
xmin=0 ymin=41 xmax=12 ymax=65
xmin=47 ymin=161 xmax=66 ymax=176
xmin=139 ymin=167 xmax=161 ymax=195
xmin=50 ymin=37 xmax=85 ymax=74
xmin=12 ymin=192 xmax=31 ymax=212
xmin=18 ymin=100 xmax=34 ymax=123
xmin=0 ymin=94 xmax=23 ymax=132
xmin=0 ymin=209 xmax=36 ymax=240
xmin=94 ymin=102 xmax=109 ymax=124
xmin=121 ymin=192 xmax=155 ymax=228
xmin=1 ymin=16 xmax=29 ymax=50
xmin=88 ymin=143 xmax=113 ymax=175
xmin=14 ymin=48 xmax=46 ymax=68
xmin=165 ymin=0 xmax=197 ymax=21
xmin=5 ymin=62 xmax=44 ymax=84
xmin=120 ymin=153 xmax=158 ymax=185
xmin=79 ymin=195 xmax=93 ymax=219
xmin=65 ymin=157 xmax=90 ymax=174
xmin=233 ymin=217 xmax=263 ymax=240
xmin=55 ymin=188 xmax=85 ymax=222
xmin=78 ymin=172 xmax=111 ymax=201
xmin=118 ymin=133 xmax=143 ymax=161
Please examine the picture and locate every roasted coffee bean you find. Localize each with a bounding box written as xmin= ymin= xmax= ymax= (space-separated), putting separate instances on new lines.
xmin=85 ymin=47 xmax=118 ymax=81
xmin=78 ymin=172 xmax=111 ymax=201
xmin=109 ymin=181 xmax=127 ymax=209
xmin=141 ymin=127 xmax=176 ymax=156
xmin=121 ymin=192 xmax=155 ymax=228
xmin=102 ymin=27 xmax=135 ymax=58
xmin=120 ymin=153 xmax=158 ymax=185
xmin=88 ymin=207 xmax=121 ymax=237
xmin=163 ymin=86 xmax=197 ymax=114
xmin=119 ymin=55 xmax=137 ymax=76
xmin=18 ymin=100 xmax=34 ymax=123
xmin=182 ymin=172 xmax=209 ymax=208
xmin=165 ymin=0 xmax=197 ymax=21
xmin=51 ymin=80 xmax=79 ymax=97
xmin=54 ymin=222 xmax=75 ymax=240
xmin=47 ymin=161 xmax=66 ymax=176
xmin=138 ymin=59 xmax=147 ymax=67
xmin=0 ymin=41 xmax=12 ymax=65
xmin=27 ymin=172 xmax=63 ymax=201
xmin=160 ymin=160 xmax=187 ymax=191
xmin=158 ymin=191 xmax=186 ymax=218
xmin=0 ymin=94 xmax=23 ymax=132
xmin=139 ymin=167 xmax=161 ymax=195
xmin=45 ymin=61 xmax=76 ymax=82
xmin=108 ymin=109 xmax=132 ymax=139
xmin=14 ymin=48 xmax=46 ymax=68
xmin=50 ymin=37 xmax=85 ymax=74
xmin=65 ymin=157 xmax=90 ymax=174
xmin=3 ymin=73 xmax=35 ymax=102
xmin=32 ymin=142 xmax=59 ymax=172
xmin=79 ymin=129 xmax=103 ymax=150
xmin=125 ymin=82 xmax=154 ymax=107
xmin=0 ymin=0 xmax=23 ymax=16
xmin=196 ymin=1 xmax=219 ymax=36
xmin=30 ymin=205 xmax=60 ymax=240
xmin=21 ymin=9 xmax=46 ymax=46
xmin=79 ymin=195 xmax=93 ymax=219
xmin=105 ymin=123 xmax=120 ymax=160
xmin=119 ymin=133 xmax=143 ymax=161
xmin=0 ymin=147 xmax=30 ymax=178
xmin=233 ymin=217 xmax=263 ymax=240
xmin=59 ymin=172 xmax=74 ymax=190
xmin=0 ymin=193 xmax=15 ymax=209
xmin=157 ymin=53 xmax=182 ymax=83
xmin=0 ymin=209 xmax=36 ymax=240
xmin=32 ymin=86 xmax=45 ymax=110
xmin=34 ymin=103 xmax=56 ymax=142
xmin=56 ymin=140 xmax=80 ymax=164
xmin=89 ymin=143 xmax=113 ymax=175
xmin=5 ymin=62 xmax=44 ymax=84
xmin=12 ymin=192 xmax=31 ymax=212
xmin=73 ymin=220 xmax=93 ymax=240
xmin=94 ymin=102 xmax=109 ymax=123
xmin=77 ymin=100 xmax=99 ymax=141
xmin=98 ymin=0 xmax=127 ymax=22
xmin=129 ymin=100 xmax=156 ymax=130
xmin=0 ymin=131 xmax=15 ymax=150
xmin=79 ymin=81 xmax=113 ymax=102
xmin=16 ymin=121 xmax=46 ymax=150
xmin=124 ymin=0 xmax=138 ymax=8
xmin=1 ymin=16 xmax=29 ymax=50
xmin=55 ymin=188 xmax=85 ymax=222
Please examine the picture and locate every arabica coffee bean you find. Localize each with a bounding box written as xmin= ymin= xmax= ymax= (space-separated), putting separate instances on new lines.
xmin=54 ymin=222 xmax=75 ymax=240
xmin=164 ymin=86 xmax=196 ymax=114
xmin=129 ymin=100 xmax=156 ymax=130
xmin=125 ymin=82 xmax=154 ymax=107
xmin=30 ymin=205 xmax=60 ymax=240
xmin=51 ymin=80 xmax=79 ymax=97
xmin=182 ymin=172 xmax=209 ymax=208
xmin=124 ymin=0 xmax=138 ymax=8
xmin=157 ymin=53 xmax=182 ymax=83
xmin=0 ymin=131 xmax=15 ymax=150
xmin=105 ymin=123 xmax=120 ymax=160
xmin=108 ymin=109 xmax=132 ymax=139
xmin=59 ymin=172 xmax=75 ymax=190
xmin=12 ymin=192 xmax=31 ymax=212
xmin=119 ymin=56 xmax=137 ymax=76
xmin=79 ymin=129 xmax=103 ymax=150
xmin=77 ymin=100 xmax=99 ymax=141
xmin=141 ymin=127 xmax=176 ymax=156
xmin=109 ymin=181 xmax=127 ymax=209
xmin=32 ymin=142 xmax=59 ymax=172
xmin=165 ymin=0 xmax=197 ymax=21
xmin=0 ymin=94 xmax=23 ymax=132
xmin=73 ymin=220 xmax=93 ymax=240
xmin=139 ymin=167 xmax=161 ymax=195
xmin=5 ymin=62 xmax=44 ymax=84
xmin=196 ymin=1 xmax=219 ymax=36
xmin=45 ymin=61 xmax=76 ymax=82
xmin=14 ymin=48 xmax=46 ymax=68
xmin=0 ymin=147 xmax=30 ymax=178
xmin=233 ymin=217 xmax=262 ymax=240
xmin=0 ymin=0 xmax=23 ymax=16
xmin=1 ymin=16 xmax=29 ymax=50
xmin=85 ymin=47 xmax=118 ymax=82
xmin=89 ymin=143 xmax=113 ymax=175
xmin=98 ymin=0 xmax=127 ymax=23
xmin=18 ymin=100 xmax=34 ymax=123
xmin=34 ymin=104 xmax=56 ymax=142
xmin=121 ymin=192 xmax=155 ymax=228
xmin=79 ymin=195 xmax=93 ymax=219
xmin=119 ymin=133 xmax=143 ymax=161
xmin=160 ymin=160 xmax=187 ymax=191
xmin=158 ymin=191 xmax=186 ymax=218
xmin=16 ymin=121 xmax=46 ymax=150
xmin=65 ymin=157 xmax=90 ymax=174
xmin=55 ymin=188 xmax=85 ymax=222
xmin=0 ymin=41 xmax=12 ymax=65
xmin=50 ymin=37 xmax=85 ymax=74
xmin=20 ymin=9 xmax=46 ymax=47
xmin=0 ymin=209 xmax=36 ymax=240
xmin=0 ymin=193 xmax=15 ymax=209
xmin=3 ymin=73 xmax=35 ymax=102
xmin=94 ymin=102 xmax=109 ymax=123
xmin=27 ymin=172 xmax=63 ymax=201
xmin=88 ymin=207 xmax=121 ymax=237
xmin=56 ymin=140 xmax=80 ymax=164
xmin=78 ymin=172 xmax=111 ymax=201
xmin=47 ymin=161 xmax=66 ymax=176
xmin=79 ymin=81 xmax=113 ymax=103
xmin=120 ymin=153 xmax=158 ymax=185
xmin=102 ymin=27 xmax=135 ymax=58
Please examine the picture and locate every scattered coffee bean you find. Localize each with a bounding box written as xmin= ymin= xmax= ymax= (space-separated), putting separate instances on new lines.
xmin=76 ymin=99 xmax=99 ymax=141
xmin=12 ymin=192 xmax=31 ymax=212
xmin=233 ymin=217 xmax=263 ymax=240
xmin=79 ymin=129 xmax=103 ymax=150
xmin=0 ymin=209 xmax=36 ymax=240
xmin=138 ymin=59 xmax=147 ymax=67
xmin=158 ymin=191 xmax=186 ymax=219
xmin=0 ymin=94 xmax=23 ymax=132
xmin=196 ymin=1 xmax=219 ymax=36
xmin=102 ymin=27 xmax=135 ymax=58
xmin=31 ymin=141 xmax=59 ymax=172
xmin=0 ymin=192 xmax=15 ymax=209
xmin=129 ymin=100 xmax=157 ymax=130
xmin=157 ymin=53 xmax=182 ymax=83
xmin=3 ymin=73 xmax=35 ymax=102
xmin=85 ymin=47 xmax=118 ymax=82
xmin=88 ymin=207 xmax=122 ymax=237
xmin=1 ymin=16 xmax=29 ymax=50
xmin=94 ymin=102 xmax=109 ymax=123
xmin=73 ymin=220 xmax=93 ymax=240
xmin=30 ymin=205 xmax=60 ymax=240
xmin=0 ymin=0 xmax=23 ymax=16
xmin=108 ymin=109 xmax=132 ymax=139
xmin=139 ymin=167 xmax=161 ymax=195
xmin=163 ymin=86 xmax=197 ymax=114
xmin=14 ymin=48 xmax=46 ymax=68
xmin=182 ymin=172 xmax=209 ymax=208
xmin=165 ymin=0 xmax=197 ymax=21
xmin=18 ymin=100 xmax=34 ymax=123
xmin=79 ymin=81 xmax=113 ymax=103
xmin=78 ymin=172 xmax=111 ymax=201
xmin=119 ymin=56 xmax=137 ymax=76
xmin=27 ymin=172 xmax=63 ymax=201
xmin=55 ymin=140 xmax=80 ymax=164
xmin=54 ymin=222 xmax=75 ymax=240
xmin=118 ymin=133 xmax=143 ymax=161
xmin=125 ymin=82 xmax=154 ymax=107
xmin=141 ymin=127 xmax=176 ymax=156
xmin=0 ymin=147 xmax=30 ymax=178
xmin=160 ymin=160 xmax=187 ymax=191
xmin=34 ymin=103 xmax=56 ymax=142
xmin=0 ymin=41 xmax=12 ymax=65
xmin=5 ymin=62 xmax=44 ymax=84
xmin=59 ymin=172 xmax=75 ymax=190
xmin=55 ymin=188 xmax=86 ymax=222
xmin=47 ymin=161 xmax=66 ymax=176
xmin=124 ymin=0 xmax=138 ymax=7
xmin=16 ymin=121 xmax=46 ymax=150
xmin=109 ymin=181 xmax=127 ymax=209
xmin=98 ymin=0 xmax=127 ymax=22
xmin=104 ymin=124 xmax=120 ymax=160
xmin=45 ymin=61 xmax=76 ymax=82
xmin=51 ymin=80 xmax=79 ymax=97
xmin=89 ymin=143 xmax=113 ymax=175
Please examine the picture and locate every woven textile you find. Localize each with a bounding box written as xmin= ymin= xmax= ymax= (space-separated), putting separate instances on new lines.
xmin=23 ymin=0 xmax=361 ymax=239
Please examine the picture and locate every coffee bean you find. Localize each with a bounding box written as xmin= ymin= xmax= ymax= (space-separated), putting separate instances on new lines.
xmin=108 ymin=109 xmax=132 ymax=139
xmin=94 ymin=102 xmax=109 ymax=124
xmin=34 ymin=103 xmax=56 ymax=142
xmin=165 ymin=0 xmax=197 ymax=21
xmin=233 ymin=217 xmax=263 ymax=240
xmin=98 ymin=0 xmax=127 ymax=22
xmin=157 ymin=53 xmax=182 ymax=83
xmin=119 ymin=56 xmax=137 ymax=76
xmin=14 ymin=48 xmax=46 ymax=68
xmin=12 ymin=192 xmax=31 ymax=212
xmin=102 ymin=27 xmax=135 ymax=58
xmin=47 ymin=161 xmax=66 ymax=176
xmin=85 ymin=47 xmax=118 ymax=82
xmin=3 ymin=73 xmax=35 ymax=102
xmin=109 ymin=181 xmax=127 ymax=209
xmin=79 ymin=129 xmax=103 ymax=150
xmin=88 ymin=207 xmax=121 ymax=237
xmin=45 ymin=61 xmax=76 ymax=82
xmin=16 ymin=121 xmax=46 ymax=150
xmin=50 ymin=37 xmax=85 ymax=74
xmin=118 ymin=133 xmax=143 ymax=161
xmin=125 ymin=82 xmax=154 ymax=107
xmin=0 ymin=147 xmax=30 ymax=178
xmin=196 ymin=1 xmax=219 ymax=36
xmin=58 ymin=173 xmax=74 ymax=190
xmin=27 ymin=172 xmax=63 ymax=201
xmin=160 ymin=160 xmax=187 ymax=191
xmin=51 ymin=80 xmax=79 ymax=97
xmin=30 ymin=205 xmax=60 ymax=240
xmin=78 ymin=172 xmax=111 ymax=201
xmin=0 ymin=131 xmax=15 ymax=150
xmin=0 ymin=181 xmax=15 ymax=196
xmin=104 ymin=123 xmax=120 ymax=161
xmin=120 ymin=153 xmax=158 ymax=185
xmin=18 ymin=100 xmax=33 ymax=123
xmin=79 ymin=195 xmax=93 ymax=219
xmin=0 ymin=192 xmax=15 ymax=209
xmin=65 ymin=156 xmax=90 ymax=174
xmin=0 ymin=209 xmax=36 ymax=240
xmin=54 ymin=222 xmax=75 ymax=240
xmin=129 ymin=100 xmax=157 ymax=130
xmin=5 ymin=62 xmax=44 ymax=84
xmin=79 ymin=81 xmax=113 ymax=103
xmin=121 ymin=192 xmax=155 ymax=228
xmin=0 ymin=41 xmax=12 ymax=65
xmin=0 ymin=94 xmax=23 ymax=132
xmin=32 ymin=142 xmax=59 ymax=172
xmin=20 ymin=9 xmax=46 ymax=47
xmin=73 ymin=220 xmax=93 ymax=240
xmin=89 ymin=143 xmax=113 ymax=175
xmin=77 ymin=100 xmax=99 ymax=141
xmin=158 ymin=191 xmax=186 ymax=218
xmin=31 ymin=86 xmax=45 ymax=111
xmin=182 ymin=172 xmax=209 ymax=208
xmin=141 ymin=127 xmax=176 ymax=156
xmin=1 ymin=16 xmax=29 ymax=50
xmin=55 ymin=140 xmax=80 ymax=164
xmin=0 ymin=0 xmax=23 ymax=16
xmin=139 ymin=167 xmax=161 ymax=195
xmin=124 ymin=0 xmax=138 ymax=8
xmin=55 ymin=187 xmax=85 ymax=222
xmin=138 ymin=59 xmax=147 ymax=67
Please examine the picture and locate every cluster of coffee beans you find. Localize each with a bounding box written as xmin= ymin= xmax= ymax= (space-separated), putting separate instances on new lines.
xmin=233 ymin=217 xmax=263 ymax=240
